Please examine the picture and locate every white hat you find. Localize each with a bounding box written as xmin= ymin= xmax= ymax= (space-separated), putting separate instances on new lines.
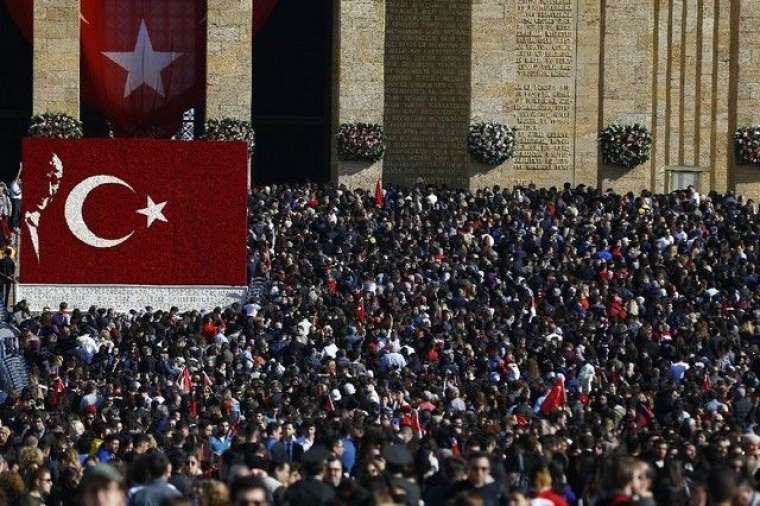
xmin=330 ymin=389 xmax=342 ymax=402
xmin=343 ymin=383 xmax=356 ymax=396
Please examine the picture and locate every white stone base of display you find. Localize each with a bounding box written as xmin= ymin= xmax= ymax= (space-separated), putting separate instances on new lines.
xmin=16 ymin=284 xmax=248 ymax=312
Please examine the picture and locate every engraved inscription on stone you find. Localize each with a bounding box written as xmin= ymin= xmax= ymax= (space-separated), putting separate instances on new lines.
xmin=17 ymin=285 xmax=248 ymax=312
xmin=384 ymin=0 xmax=471 ymax=187
xmin=513 ymin=0 xmax=576 ymax=172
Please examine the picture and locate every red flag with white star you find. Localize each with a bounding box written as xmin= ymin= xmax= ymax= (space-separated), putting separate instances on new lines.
xmin=4 ymin=0 xmax=280 ymax=135
xmin=20 ymin=138 xmax=248 ymax=286
xmin=80 ymin=0 xmax=207 ymax=136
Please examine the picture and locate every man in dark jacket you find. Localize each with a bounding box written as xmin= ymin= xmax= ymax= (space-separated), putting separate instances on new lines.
xmin=0 ymin=248 xmax=14 ymax=309
xmin=283 ymin=445 xmax=335 ymax=506
xmin=128 ymin=452 xmax=181 ymax=506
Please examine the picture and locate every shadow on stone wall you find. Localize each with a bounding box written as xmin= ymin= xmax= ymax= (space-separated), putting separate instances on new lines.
xmin=734 ymin=163 xmax=760 ymax=200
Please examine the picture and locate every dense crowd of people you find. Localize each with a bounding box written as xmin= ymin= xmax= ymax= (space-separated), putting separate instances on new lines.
xmin=0 ymin=182 xmax=757 ymax=506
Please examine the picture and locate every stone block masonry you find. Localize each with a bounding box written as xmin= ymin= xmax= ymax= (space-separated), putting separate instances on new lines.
xmin=383 ymin=0 xmax=472 ymax=189
xmin=206 ymin=0 xmax=252 ymax=122
xmin=33 ymin=0 xmax=80 ymax=118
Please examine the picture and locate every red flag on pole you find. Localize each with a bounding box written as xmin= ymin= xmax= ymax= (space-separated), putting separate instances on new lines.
xmin=540 ymin=376 xmax=566 ymax=416
xmin=374 ymin=180 xmax=384 ymax=209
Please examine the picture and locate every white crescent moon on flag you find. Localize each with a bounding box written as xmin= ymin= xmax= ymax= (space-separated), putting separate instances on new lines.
xmin=64 ymin=175 xmax=136 ymax=248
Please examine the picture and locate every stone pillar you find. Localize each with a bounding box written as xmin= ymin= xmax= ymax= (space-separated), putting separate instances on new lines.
xmin=206 ymin=0 xmax=252 ymax=122
xmin=573 ymin=0 xmax=602 ymax=187
xmin=334 ymin=0 xmax=386 ymax=190
xmin=469 ymin=0 xmax=514 ymax=190
xmin=734 ymin=0 xmax=760 ymax=199
xmin=383 ymin=0 xmax=472 ymax=189
xmin=599 ymin=0 xmax=654 ymax=194
xmin=33 ymin=0 xmax=80 ymax=118
xmin=470 ymin=0 xmax=579 ymax=191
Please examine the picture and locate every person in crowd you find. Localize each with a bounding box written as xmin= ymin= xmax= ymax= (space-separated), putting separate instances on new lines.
xmin=78 ymin=464 xmax=126 ymax=506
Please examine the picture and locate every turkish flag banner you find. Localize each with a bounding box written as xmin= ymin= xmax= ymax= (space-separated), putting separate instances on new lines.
xmin=4 ymin=0 xmax=280 ymax=135
xmin=81 ymin=0 xmax=207 ymax=136
xmin=20 ymin=138 xmax=248 ymax=286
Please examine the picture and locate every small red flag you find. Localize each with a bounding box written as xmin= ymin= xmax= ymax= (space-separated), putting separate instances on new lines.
xmin=374 ymin=180 xmax=384 ymax=209
xmin=179 ymin=367 xmax=193 ymax=394
xmin=540 ymin=376 xmax=566 ymax=416
xmin=355 ymin=297 xmax=366 ymax=323
xmin=702 ymin=372 xmax=711 ymax=392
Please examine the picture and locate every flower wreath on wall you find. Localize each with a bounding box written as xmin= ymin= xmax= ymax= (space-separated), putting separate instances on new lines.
xmin=468 ymin=121 xmax=516 ymax=166
xmin=336 ymin=123 xmax=385 ymax=162
xmin=28 ymin=113 xmax=84 ymax=139
xmin=598 ymin=123 xmax=652 ymax=169
xmin=203 ymin=119 xmax=255 ymax=156
xmin=735 ymin=126 xmax=760 ymax=165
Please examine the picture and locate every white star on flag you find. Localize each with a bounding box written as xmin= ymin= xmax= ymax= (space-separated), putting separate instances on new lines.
xmin=102 ymin=19 xmax=182 ymax=98
xmin=136 ymin=196 xmax=168 ymax=228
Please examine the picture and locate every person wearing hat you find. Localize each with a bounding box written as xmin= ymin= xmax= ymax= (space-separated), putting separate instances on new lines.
xmin=382 ymin=444 xmax=422 ymax=506
xmin=283 ymin=445 xmax=335 ymax=505
xmin=80 ymin=464 xmax=126 ymax=506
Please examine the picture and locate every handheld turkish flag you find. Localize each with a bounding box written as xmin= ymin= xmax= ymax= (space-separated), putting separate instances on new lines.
xmin=540 ymin=376 xmax=566 ymax=416
xmin=179 ymin=367 xmax=193 ymax=394
xmin=20 ymin=138 xmax=248 ymax=286
xmin=374 ymin=180 xmax=384 ymax=209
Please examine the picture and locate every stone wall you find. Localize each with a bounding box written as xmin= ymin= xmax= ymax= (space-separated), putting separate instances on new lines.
xmin=383 ymin=0 xmax=472 ymax=188
xmin=206 ymin=0 xmax=252 ymax=121
xmin=735 ymin=0 xmax=760 ymax=199
xmin=464 ymin=0 xmax=760 ymax=197
xmin=599 ymin=0 xmax=653 ymax=193
xmin=33 ymin=0 xmax=80 ymax=118
xmin=335 ymin=0 xmax=385 ymax=191
xmin=29 ymin=0 xmax=760 ymax=198
xmin=470 ymin=0 xmax=578 ymax=190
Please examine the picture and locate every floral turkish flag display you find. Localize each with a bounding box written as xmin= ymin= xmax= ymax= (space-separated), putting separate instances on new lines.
xmin=20 ymin=138 xmax=248 ymax=286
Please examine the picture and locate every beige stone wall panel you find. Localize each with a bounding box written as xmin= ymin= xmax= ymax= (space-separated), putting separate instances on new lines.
xmin=206 ymin=0 xmax=252 ymax=123
xmin=33 ymin=0 xmax=80 ymax=118
xmin=335 ymin=0 xmax=386 ymax=188
xmin=600 ymin=0 xmax=653 ymax=194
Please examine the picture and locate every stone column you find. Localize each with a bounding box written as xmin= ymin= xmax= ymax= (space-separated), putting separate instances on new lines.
xmin=469 ymin=0 xmax=514 ymax=190
xmin=733 ymin=0 xmax=760 ymax=199
xmin=206 ymin=0 xmax=253 ymax=122
xmin=334 ymin=0 xmax=386 ymax=190
xmin=33 ymin=0 xmax=80 ymax=118
xmin=599 ymin=0 xmax=654 ymax=194
xmin=470 ymin=0 xmax=579 ymax=191
xmin=383 ymin=0 xmax=472 ymax=189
